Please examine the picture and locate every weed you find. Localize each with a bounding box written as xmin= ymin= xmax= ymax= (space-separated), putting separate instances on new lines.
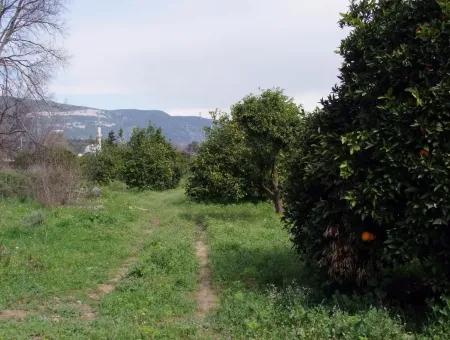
xmin=0 ymin=186 xmax=447 ymax=338
xmin=22 ymin=210 xmax=46 ymax=228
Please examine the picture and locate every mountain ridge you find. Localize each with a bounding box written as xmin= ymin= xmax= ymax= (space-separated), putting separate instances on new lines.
xmin=30 ymin=101 xmax=212 ymax=147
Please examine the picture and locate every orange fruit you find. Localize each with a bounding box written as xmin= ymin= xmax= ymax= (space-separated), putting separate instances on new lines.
xmin=419 ymin=148 xmax=429 ymax=157
xmin=361 ymin=231 xmax=376 ymax=242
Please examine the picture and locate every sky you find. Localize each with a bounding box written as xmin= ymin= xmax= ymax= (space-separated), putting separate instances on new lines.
xmin=49 ymin=1 xmax=350 ymax=117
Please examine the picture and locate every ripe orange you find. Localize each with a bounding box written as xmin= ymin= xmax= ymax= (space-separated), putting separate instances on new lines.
xmin=361 ymin=231 xmax=376 ymax=242
xmin=419 ymin=148 xmax=429 ymax=157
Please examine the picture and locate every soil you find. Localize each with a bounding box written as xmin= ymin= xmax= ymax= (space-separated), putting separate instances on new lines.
xmin=195 ymin=234 xmax=218 ymax=318
xmin=0 ymin=310 xmax=28 ymax=321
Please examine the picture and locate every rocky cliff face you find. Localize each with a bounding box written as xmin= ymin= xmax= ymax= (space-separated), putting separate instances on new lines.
xmin=32 ymin=104 xmax=212 ymax=147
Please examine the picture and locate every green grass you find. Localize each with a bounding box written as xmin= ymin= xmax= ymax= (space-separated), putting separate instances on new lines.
xmin=0 ymin=185 xmax=448 ymax=339
xmin=0 ymin=186 xmax=147 ymax=307
xmin=185 ymin=202 xmax=409 ymax=339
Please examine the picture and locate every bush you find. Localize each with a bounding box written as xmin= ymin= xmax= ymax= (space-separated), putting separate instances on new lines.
xmin=81 ymin=143 xmax=126 ymax=184
xmin=27 ymin=164 xmax=81 ymax=206
xmin=425 ymin=297 xmax=450 ymax=337
xmin=187 ymin=88 xmax=302 ymax=208
xmin=0 ymin=169 xmax=30 ymax=200
xmin=122 ymin=125 xmax=182 ymax=190
xmin=230 ymin=89 xmax=303 ymax=212
xmin=22 ymin=210 xmax=46 ymax=228
xmin=81 ymin=126 xmax=184 ymax=191
xmin=284 ymin=0 xmax=450 ymax=294
xmin=15 ymin=147 xmax=79 ymax=170
xmin=186 ymin=116 xmax=264 ymax=203
xmin=15 ymin=147 xmax=82 ymax=206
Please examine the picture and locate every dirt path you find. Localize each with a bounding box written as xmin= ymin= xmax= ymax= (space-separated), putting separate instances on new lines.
xmin=87 ymin=255 xmax=138 ymax=302
xmin=0 ymin=224 xmax=155 ymax=322
xmin=0 ymin=310 xmax=28 ymax=321
xmin=195 ymin=230 xmax=218 ymax=319
xmin=0 ymin=253 xmax=141 ymax=322
xmin=80 ymin=227 xmax=155 ymax=319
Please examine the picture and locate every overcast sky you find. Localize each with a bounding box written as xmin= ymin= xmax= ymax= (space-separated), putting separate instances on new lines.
xmin=49 ymin=1 xmax=350 ymax=117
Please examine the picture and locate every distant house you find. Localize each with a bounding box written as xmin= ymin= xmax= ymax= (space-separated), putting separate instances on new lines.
xmin=82 ymin=143 xmax=101 ymax=155
xmin=78 ymin=127 xmax=102 ymax=157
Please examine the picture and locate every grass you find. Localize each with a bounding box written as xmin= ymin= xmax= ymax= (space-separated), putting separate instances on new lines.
xmin=0 ymin=185 xmax=448 ymax=339
xmin=188 ymin=202 xmax=412 ymax=339
xmin=0 ymin=185 xmax=146 ymax=308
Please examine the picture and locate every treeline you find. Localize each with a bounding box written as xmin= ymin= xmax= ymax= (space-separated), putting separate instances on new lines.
xmin=0 ymin=124 xmax=187 ymax=205
xmin=82 ymin=126 xmax=185 ymax=190
xmin=187 ymin=0 xmax=450 ymax=300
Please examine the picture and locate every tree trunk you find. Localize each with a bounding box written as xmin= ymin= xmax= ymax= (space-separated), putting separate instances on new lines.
xmin=273 ymin=189 xmax=283 ymax=214
xmin=271 ymin=165 xmax=284 ymax=214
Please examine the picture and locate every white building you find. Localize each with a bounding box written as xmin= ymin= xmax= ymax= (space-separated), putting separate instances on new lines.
xmin=78 ymin=126 xmax=102 ymax=156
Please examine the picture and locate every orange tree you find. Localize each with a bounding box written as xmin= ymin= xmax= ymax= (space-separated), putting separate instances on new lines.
xmin=231 ymin=89 xmax=303 ymax=213
xmin=122 ymin=125 xmax=182 ymax=190
xmin=284 ymin=0 xmax=450 ymax=294
xmin=186 ymin=114 xmax=265 ymax=203
xmin=187 ymin=89 xmax=303 ymax=209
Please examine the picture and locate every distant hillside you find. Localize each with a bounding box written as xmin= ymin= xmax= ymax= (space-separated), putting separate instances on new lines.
xmin=30 ymin=102 xmax=212 ymax=146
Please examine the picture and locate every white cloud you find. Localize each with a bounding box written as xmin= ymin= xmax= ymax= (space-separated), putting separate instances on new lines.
xmin=50 ymin=0 xmax=349 ymax=113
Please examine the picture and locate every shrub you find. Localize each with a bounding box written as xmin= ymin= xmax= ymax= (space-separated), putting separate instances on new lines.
xmin=15 ymin=147 xmax=79 ymax=171
xmin=0 ymin=169 xmax=30 ymax=200
xmin=186 ymin=115 xmax=264 ymax=203
xmin=187 ymin=88 xmax=302 ymax=208
xmin=122 ymin=125 xmax=182 ymax=190
xmin=15 ymin=147 xmax=82 ymax=206
xmin=231 ymin=88 xmax=303 ymax=212
xmin=81 ymin=143 xmax=126 ymax=184
xmin=27 ymin=165 xmax=81 ymax=207
xmin=13 ymin=150 xmax=34 ymax=169
xmin=284 ymin=0 xmax=450 ymax=294
xmin=22 ymin=210 xmax=46 ymax=228
xmin=425 ymin=297 xmax=450 ymax=337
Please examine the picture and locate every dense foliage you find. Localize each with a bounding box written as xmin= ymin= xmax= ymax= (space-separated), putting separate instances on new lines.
xmin=0 ymin=168 xmax=30 ymax=200
xmin=5 ymin=146 xmax=83 ymax=206
xmin=81 ymin=143 xmax=126 ymax=184
xmin=231 ymin=89 xmax=303 ymax=212
xmin=82 ymin=125 xmax=183 ymax=190
xmin=122 ymin=126 xmax=182 ymax=190
xmin=284 ymin=0 xmax=450 ymax=294
xmin=187 ymin=89 xmax=302 ymax=210
xmin=14 ymin=147 xmax=79 ymax=171
xmin=186 ymin=115 xmax=264 ymax=202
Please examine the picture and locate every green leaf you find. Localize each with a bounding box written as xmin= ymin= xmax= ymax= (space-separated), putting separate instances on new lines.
xmin=405 ymin=87 xmax=423 ymax=106
xmin=432 ymin=219 xmax=446 ymax=225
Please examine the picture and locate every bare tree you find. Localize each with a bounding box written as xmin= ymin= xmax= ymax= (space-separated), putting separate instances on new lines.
xmin=0 ymin=0 xmax=66 ymax=154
